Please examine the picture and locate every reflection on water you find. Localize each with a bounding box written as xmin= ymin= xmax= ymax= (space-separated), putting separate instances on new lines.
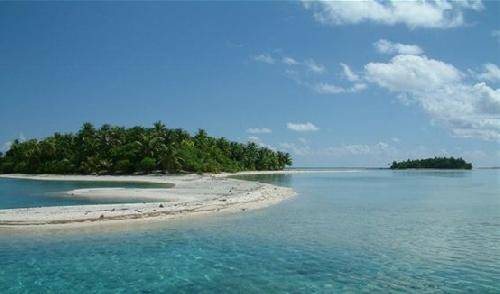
xmin=394 ymin=169 xmax=473 ymax=178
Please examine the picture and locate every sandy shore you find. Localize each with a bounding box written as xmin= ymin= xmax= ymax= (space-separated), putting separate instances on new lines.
xmin=0 ymin=173 xmax=296 ymax=229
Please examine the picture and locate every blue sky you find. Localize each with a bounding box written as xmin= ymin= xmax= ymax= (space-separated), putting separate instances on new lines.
xmin=1 ymin=1 xmax=499 ymax=167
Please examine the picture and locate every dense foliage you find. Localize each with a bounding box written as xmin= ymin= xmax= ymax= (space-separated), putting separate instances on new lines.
xmin=0 ymin=122 xmax=292 ymax=174
xmin=390 ymin=157 xmax=472 ymax=170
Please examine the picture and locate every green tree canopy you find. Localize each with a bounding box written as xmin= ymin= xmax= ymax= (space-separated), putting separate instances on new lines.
xmin=390 ymin=157 xmax=472 ymax=170
xmin=0 ymin=122 xmax=292 ymax=174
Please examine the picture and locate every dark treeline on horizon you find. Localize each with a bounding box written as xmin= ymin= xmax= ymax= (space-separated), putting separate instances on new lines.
xmin=390 ymin=157 xmax=472 ymax=170
xmin=0 ymin=122 xmax=292 ymax=174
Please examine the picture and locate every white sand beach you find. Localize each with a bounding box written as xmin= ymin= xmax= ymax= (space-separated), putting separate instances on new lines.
xmin=0 ymin=173 xmax=297 ymax=229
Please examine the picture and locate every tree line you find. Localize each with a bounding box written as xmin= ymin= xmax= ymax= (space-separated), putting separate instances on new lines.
xmin=390 ymin=157 xmax=472 ymax=170
xmin=0 ymin=122 xmax=292 ymax=174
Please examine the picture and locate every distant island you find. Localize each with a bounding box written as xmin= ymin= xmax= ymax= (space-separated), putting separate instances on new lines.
xmin=390 ymin=157 xmax=472 ymax=170
xmin=0 ymin=122 xmax=292 ymax=174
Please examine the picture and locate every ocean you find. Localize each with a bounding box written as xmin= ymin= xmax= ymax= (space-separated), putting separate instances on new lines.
xmin=0 ymin=169 xmax=499 ymax=292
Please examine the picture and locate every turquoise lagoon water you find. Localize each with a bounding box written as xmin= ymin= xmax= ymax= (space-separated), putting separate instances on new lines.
xmin=0 ymin=179 xmax=169 ymax=209
xmin=0 ymin=169 xmax=499 ymax=293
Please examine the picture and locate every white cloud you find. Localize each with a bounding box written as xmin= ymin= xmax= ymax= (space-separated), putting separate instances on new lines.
xmin=1 ymin=133 xmax=26 ymax=152
xmin=280 ymin=137 xmax=500 ymax=167
xmin=298 ymin=137 xmax=308 ymax=144
xmin=471 ymin=82 xmax=500 ymax=114
xmin=365 ymin=55 xmax=463 ymax=92
xmin=324 ymin=142 xmax=393 ymax=156
xmin=247 ymin=136 xmax=275 ymax=150
xmin=302 ymin=0 xmax=483 ymax=29
xmin=248 ymin=136 xmax=261 ymax=142
xmin=391 ymin=137 xmax=400 ymax=143
xmin=304 ymin=59 xmax=326 ymax=74
xmin=246 ymin=127 xmax=272 ymax=134
xmin=18 ymin=133 xmax=26 ymax=143
xmin=477 ymin=64 xmax=500 ymax=83
xmin=313 ymin=83 xmax=345 ymax=94
xmin=253 ymin=54 xmax=275 ymax=64
xmin=374 ymin=39 xmax=423 ymax=55
xmin=253 ymin=53 xmax=365 ymax=95
xmin=280 ymin=141 xmax=396 ymax=158
xmin=1 ymin=141 xmax=12 ymax=152
xmin=279 ymin=142 xmax=312 ymax=156
xmin=365 ymin=54 xmax=500 ymax=140
xmin=287 ymin=61 xmax=366 ymax=94
xmin=351 ymin=83 xmax=367 ymax=92
xmin=340 ymin=63 xmax=359 ymax=81
xmin=313 ymin=82 xmax=367 ymax=94
xmin=287 ymin=122 xmax=319 ymax=132
xmin=282 ymin=56 xmax=299 ymax=65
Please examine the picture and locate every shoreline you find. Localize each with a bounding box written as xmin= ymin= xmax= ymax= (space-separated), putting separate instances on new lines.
xmin=0 ymin=173 xmax=298 ymax=229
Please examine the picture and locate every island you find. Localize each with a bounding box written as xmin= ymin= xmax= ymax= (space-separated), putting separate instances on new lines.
xmin=0 ymin=122 xmax=296 ymax=228
xmin=0 ymin=121 xmax=292 ymax=174
xmin=390 ymin=157 xmax=472 ymax=170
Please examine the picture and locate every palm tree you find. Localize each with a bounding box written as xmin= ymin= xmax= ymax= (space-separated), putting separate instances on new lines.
xmin=159 ymin=145 xmax=183 ymax=173
xmin=0 ymin=122 xmax=293 ymax=174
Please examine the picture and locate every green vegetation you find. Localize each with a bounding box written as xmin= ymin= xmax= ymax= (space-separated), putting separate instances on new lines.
xmin=390 ymin=157 xmax=472 ymax=170
xmin=0 ymin=122 xmax=292 ymax=174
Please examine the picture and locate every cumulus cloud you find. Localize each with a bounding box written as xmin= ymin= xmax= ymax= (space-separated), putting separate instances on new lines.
xmin=364 ymin=54 xmax=500 ymax=140
xmin=302 ymin=0 xmax=483 ymax=29
xmin=477 ymin=64 xmax=500 ymax=83
xmin=340 ymin=63 xmax=360 ymax=81
xmin=246 ymin=127 xmax=272 ymax=134
xmin=253 ymin=54 xmax=275 ymax=64
xmin=374 ymin=39 xmax=423 ymax=55
xmin=365 ymin=54 xmax=462 ymax=91
xmin=287 ymin=122 xmax=319 ymax=132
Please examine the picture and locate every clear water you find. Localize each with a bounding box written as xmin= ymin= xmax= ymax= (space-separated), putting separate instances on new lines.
xmin=0 ymin=178 xmax=170 ymax=209
xmin=0 ymin=170 xmax=499 ymax=293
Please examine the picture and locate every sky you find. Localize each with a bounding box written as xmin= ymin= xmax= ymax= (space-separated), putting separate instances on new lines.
xmin=0 ymin=1 xmax=499 ymax=167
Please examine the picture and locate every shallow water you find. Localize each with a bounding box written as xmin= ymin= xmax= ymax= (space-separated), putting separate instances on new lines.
xmin=0 ymin=170 xmax=499 ymax=293
xmin=0 ymin=179 xmax=170 ymax=209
